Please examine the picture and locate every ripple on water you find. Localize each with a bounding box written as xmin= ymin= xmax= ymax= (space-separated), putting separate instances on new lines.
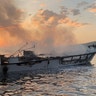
xmin=0 ymin=65 xmax=96 ymax=96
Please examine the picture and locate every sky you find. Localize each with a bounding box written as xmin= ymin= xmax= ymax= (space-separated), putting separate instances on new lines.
xmin=0 ymin=0 xmax=96 ymax=55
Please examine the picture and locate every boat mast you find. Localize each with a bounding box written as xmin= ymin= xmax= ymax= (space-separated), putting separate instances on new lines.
xmin=10 ymin=42 xmax=28 ymax=57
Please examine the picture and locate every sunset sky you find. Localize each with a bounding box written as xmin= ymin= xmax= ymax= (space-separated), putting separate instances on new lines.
xmin=0 ymin=0 xmax=96 ymax=55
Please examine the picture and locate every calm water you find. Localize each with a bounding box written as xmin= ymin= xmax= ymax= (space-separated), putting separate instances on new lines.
xmin=0 ymin=64 xmax=96 ymax=96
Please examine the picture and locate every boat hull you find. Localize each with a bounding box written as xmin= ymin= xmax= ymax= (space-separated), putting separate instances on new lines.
xmin=0 ymin=40 xmax=96 ymax=73
xmin=0 ymin=52 xmax=95 ymax=73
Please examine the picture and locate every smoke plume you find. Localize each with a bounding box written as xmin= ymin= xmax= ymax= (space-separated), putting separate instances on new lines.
xmin=23 ymin=9 xmax=84 ymax=55
xmin=0 ymin=0 xmax=31 ymax=46
xmin=0 ymin=1 xmax=85 ymax=55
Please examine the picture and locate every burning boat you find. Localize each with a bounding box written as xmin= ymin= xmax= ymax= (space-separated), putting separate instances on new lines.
xmin=0 ymin=41 xmax=96 ymax=73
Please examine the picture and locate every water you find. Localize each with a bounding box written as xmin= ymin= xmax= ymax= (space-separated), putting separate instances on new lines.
xmin=0 ymin=64 xmax=96 ymax=96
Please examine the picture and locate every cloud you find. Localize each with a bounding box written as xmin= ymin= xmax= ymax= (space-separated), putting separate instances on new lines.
xmin=89 ymin=7 xmax=96 ymax=13
xmin=70 ymin=9 xmax=80 ymax=16
xmin=87 ymin=3 xmax=96 ymax=13
xmin=89 ymin=8 xmax=96 ymax=13
xmin=0 ymin=1 xmax=87 ymax=55
xmin=40 ymin=3 xmax=46 ymax=7
xmin=22 ymin=9 xmax=87 ymax=54
xmin=60 ymin=6 xmax=80 ymax=16
xmin=77 ymin=1 xmax=89 ymax=7
xmin=0 ymin=0 xmax=23 ymax=27
xmin=60 ymin=6 xmax=69 ymax=16
xmin=0 ymin=0 xmax=32 ymax=47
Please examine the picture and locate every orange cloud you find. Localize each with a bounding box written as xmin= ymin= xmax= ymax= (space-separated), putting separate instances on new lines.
xmin=40 ymin=3 xmax=46 ymax=7
xmin=22 ymin=9 xmax=87 ymax=45
xmin=0 ymin=8 xmax=87 ymax=55
xmin=58 ymin=18 xmax=84 ymax=27
xmin=0 ymin=0 xmax=30 ymax=49
xmin=21 ymin=9 xmax=78 ymax=54
xmin=0 ymin=28 xmax=23 ymax=47
xmin=89 ymin=8 xmax=96 ymax=13
xmin=0 ymin=39 xmax=6 ymax=47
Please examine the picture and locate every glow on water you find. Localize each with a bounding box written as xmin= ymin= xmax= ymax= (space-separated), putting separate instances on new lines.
xmin=0 ymin=64 xmax=96 ymax=96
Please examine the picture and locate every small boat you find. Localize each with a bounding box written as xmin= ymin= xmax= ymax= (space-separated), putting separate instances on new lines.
xmin=0 ymin=41 xmax=96 ymax=73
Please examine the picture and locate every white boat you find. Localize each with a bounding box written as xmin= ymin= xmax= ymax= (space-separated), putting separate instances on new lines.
xmin=0 ymin=41 xmax=96 ymax=73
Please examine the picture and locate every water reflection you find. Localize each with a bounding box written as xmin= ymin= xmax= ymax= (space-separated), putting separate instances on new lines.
xmin=0 ymin=65 xmax=96 ymax=96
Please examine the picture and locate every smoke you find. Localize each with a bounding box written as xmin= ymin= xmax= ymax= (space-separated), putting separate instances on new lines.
xmin=0 ymin=0 xmax=85 ymax=56
xmin=0 ymin=0 xmax=21 ymax=27
xmin=54 ymin=45 xmax=87 ymax=56
xmin=0 ymin=0 xmax=31 ymax=46
xmin=24 ymin=9 xmax=81 ymax=55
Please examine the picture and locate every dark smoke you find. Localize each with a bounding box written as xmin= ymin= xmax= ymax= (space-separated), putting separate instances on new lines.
xmin=0 ymin=0 xmax=31 ymax=41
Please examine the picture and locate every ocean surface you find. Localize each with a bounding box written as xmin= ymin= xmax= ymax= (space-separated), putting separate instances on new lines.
xmin=0 ymin=63 xmax=96 ymax=96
